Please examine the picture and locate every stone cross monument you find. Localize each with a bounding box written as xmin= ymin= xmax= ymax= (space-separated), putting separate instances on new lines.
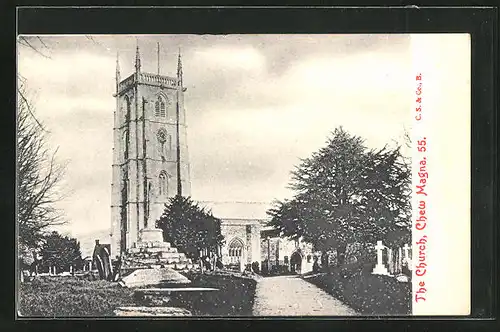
xmin=372 ymin=240 xmax=390 ymax=275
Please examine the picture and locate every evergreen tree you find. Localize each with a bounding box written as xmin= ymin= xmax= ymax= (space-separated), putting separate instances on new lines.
xmin=267 ymin=127 xmax=411 ymax=265
xmin=156 ymin=195 xmax=225 ymax=260
xmin=40 ymin=231 xmax=83 ymax=272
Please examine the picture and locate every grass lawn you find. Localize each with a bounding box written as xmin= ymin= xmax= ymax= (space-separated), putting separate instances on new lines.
xmin=18 ymin=276 xmax=136 ymax=317
xmin=304 ymin=262 xmax=411 ymax=315
xmin=18 ymin=270 xmax=259 ymax=317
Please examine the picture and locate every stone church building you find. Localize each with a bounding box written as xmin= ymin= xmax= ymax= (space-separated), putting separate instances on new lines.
xmin=108 ymin=46 xmax=314 ymax=273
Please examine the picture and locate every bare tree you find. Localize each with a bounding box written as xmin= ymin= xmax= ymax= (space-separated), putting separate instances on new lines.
xmin=18 ymin=36 xmax=51 ymax=59
xmin=17 ymin=84 xmax=67 ymax=266
xmin=17 ymin=36 xmax=51 ymax=132
xmin=403 ymin=126 xmax=412 ymax=149
xmin=16 ymin=34 xmax=107 ymax=270
xmin=17 ymin=35 xmax=102 ymax=130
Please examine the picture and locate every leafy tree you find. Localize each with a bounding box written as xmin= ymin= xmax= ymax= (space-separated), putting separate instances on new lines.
xmin=267 ymin=127 xmax=411 ymax=265
xmin=17 ymin=84 xmax=67 ymax=268
xmin=156 ymin=195 xmax=225 ymax=260
xmin=40 ymin=231 xmax=83 ymax=272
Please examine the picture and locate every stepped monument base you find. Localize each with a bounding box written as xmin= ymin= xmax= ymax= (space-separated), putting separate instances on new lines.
xmin=119 ymin=227 xmax=196 ymax=287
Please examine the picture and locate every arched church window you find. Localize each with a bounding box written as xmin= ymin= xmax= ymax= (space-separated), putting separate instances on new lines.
xmin=158 ymin=171 xmax=169 ymax=196
xmin=160 ymin=100 xmax=166 ymax=117
xmin=155 ymin=96 xmax=167 ymax=117
xmin=228 ymin=238 xmax=244 ymax=264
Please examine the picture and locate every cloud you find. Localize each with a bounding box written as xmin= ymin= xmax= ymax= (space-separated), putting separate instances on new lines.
xmin=55 ymin=185 xmax=112 ymax=236
xmin=191 ymin=44 xmax=266 ymax=71
xmin=19 ymin=49 xmax=115 ymax=96
xmin=184 ymin=40 xmax=411 ymax=115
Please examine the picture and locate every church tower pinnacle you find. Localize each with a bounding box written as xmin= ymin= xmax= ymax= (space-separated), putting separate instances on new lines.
xmin=115 ymin=52 xmax=121 ymax=89
xmin=135 ymin=44 xmax=141 ymax=73
xmin=177 ymin=48 xmax=183 ymax=87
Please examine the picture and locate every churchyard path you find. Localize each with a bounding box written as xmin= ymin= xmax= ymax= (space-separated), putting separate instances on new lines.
xmin=252 ymin=275 xmax=358 ymax=316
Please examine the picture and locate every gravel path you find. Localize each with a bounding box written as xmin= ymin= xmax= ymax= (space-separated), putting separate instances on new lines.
xmin=252 ymin=275 xmax=358 ymax=316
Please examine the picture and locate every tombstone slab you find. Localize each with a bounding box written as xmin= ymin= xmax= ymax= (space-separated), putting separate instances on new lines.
xmin=120 ymin=267 xmax=191 ymax=288
xmin=395 ymin=274 xmax=410 ymax=283
xmin=134 ymin=287 xmax=218 ymax=307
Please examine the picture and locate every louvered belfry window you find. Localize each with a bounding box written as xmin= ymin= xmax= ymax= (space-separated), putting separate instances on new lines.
xmin=155 ymin=96 xmax=167 ymax=117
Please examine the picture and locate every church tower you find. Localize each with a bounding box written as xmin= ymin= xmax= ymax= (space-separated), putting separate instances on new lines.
xmin=110 ymin=44 xmax=191 ymax=258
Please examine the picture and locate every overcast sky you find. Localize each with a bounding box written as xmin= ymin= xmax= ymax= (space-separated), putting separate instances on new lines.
xmin=17 ymin=34 xmax=412 ymax=239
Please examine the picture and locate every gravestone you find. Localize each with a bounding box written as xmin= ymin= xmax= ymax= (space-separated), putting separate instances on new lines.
xmin=397 ymin=247 xmax=403 ymax=273
xmin=387 ymin=248 xmax=394 ymax=273
xmin=402 ymin=243 xmax=412 ymax=271
xmin=372 ymin=240 xmax=390 ymax=276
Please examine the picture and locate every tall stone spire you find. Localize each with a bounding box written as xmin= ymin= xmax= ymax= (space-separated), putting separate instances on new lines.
xmin=135 ymin=43 xmax=141 ymax=73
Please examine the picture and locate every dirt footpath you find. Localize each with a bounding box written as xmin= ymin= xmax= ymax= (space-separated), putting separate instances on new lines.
xmin=252 ymin=275 xmax=358 ymax=316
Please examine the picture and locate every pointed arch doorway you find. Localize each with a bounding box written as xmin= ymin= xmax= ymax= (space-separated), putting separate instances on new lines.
xmin=290 ymin=250 xmax=303 ymax=274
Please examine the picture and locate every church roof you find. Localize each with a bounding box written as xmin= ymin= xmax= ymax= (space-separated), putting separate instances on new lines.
xmin=195 ymin=200 xmax=271 ymax=222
